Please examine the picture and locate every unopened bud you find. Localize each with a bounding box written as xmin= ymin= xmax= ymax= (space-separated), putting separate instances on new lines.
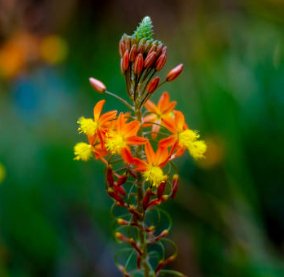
xmin=148 ymin=45 xmax=156 ymax=55
xmin=147 ymin=77 xmax=160 ymax=94
xmin=116 ymin=174 xmax=127 ymax=186
xmin=155 ymin=53 xmax=167 ymax=71
xmin=157 ymin=181 xmax=166 ymax=199
xmin=171 ymin=174 xmax=179 ymax=199
xmin=166 ymin=64 xmax=183 ymax=82
xmin=137 ymin=38 xmax=146 ymax=53
xmin=156 ymin=43 xmax=164 ymax=56
xmin=117 ymin=218 xmax=128 ymax=225
xmin=144 ymin=51 xmax=157 ymax=68
xmin=124 ymin=36 xmax=131 ymax=51
xmin=121 ymin=49 xmax=129 ymax=73
xmin=106 ymin=166 xmax=114 ymax=187
xmin=134 ymin=53 xmax=144 ymax=75
xmin=129 ymin=44 xmax=137 ymax=62
xmin=89 ymin=77 xmax=106 ymax=93
xmin=119 ymin=39 xmax=126 ymax=57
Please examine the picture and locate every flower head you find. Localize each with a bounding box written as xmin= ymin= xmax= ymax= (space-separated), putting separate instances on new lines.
xmin=105 ymin=113 xmax=147 ymax=157
xmin=77 ymin=100 xmax=117 ymax=144
xmin=143 ymin=92 xmax=176 ymax=138
xmin=132 ymin=141 xmax=169 ymax=187
xmin=160 ymin=111 xmax=207 ymax=159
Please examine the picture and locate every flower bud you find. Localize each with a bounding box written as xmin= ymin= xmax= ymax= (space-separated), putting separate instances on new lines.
xmin=119 ymin=39 xmax=125 ymax=57
xmin=89 ymin=77 xmax=106 ymax=93
xmin=157 ymin=181 xmax=166 ymax=199
xmin=171 ymin=174 xmax=179 ymax=199
xmin=144 ymin=51 xmax=157 ymax=68
xmin=121 ymin=49 xmax=129 ymax=73
xmin=106 ymin=166 xmax=114 ymax=187
xmin=137 ymin=38 xmax=146 ymax=53
xmin=116 ymin=174 xmax=127 ymax=186
xmin=148 ymin=45 xmax=156 ymax=55
xmin=155 ymin=52 xmax=167 ymax=71
xmin=156 ymin=43 xmax=163 ymax=56
xmin=166 ymin=64 xmax=183 ymax=82
xmin=117 ymin=218 xmax=129 ymax=225
xmin=124 ymin=36 xmax=131 ymax=51
xmin=134 ymin=53 xmax=144 ymax=75
xmin=147 ymin=76 xmax=160 ymax=94
xmin=129 ymin=44 xmax=137 ymax=62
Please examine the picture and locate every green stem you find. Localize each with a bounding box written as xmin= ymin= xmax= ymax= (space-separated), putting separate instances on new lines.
xmin=135 ymin=106 xmax=153 ymax=277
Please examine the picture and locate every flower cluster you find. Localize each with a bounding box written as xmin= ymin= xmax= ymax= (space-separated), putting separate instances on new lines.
xmin=74 ymin=16 xmax=206 ymax=276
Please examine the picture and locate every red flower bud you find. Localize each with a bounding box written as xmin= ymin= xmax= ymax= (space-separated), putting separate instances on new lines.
xmin=114 ymin=185 xmax=126 ymax=196
xmin=144 ymin=51 xmax=157 ymax=68
xmin=129 ymin=44 xmax=137 ymax=62
xmin=116 ymin=174 xmax=127 ymax=186
xmin=134 ymin=53 xmax=144 ymax=75
xmin=166 ymin=64 xmax=183 ymax=82
xmin=155 ymin=53 xmax=167 ymax=71
xmin=156 ymin=44 xmax=163 ymax=56
xmin=121 ymin=49 xmax=129 ymax=73
xmin=106 ymin=166 xmax=114 ymax=187
xmin=137 ymin=38 xmax=146 ymax=53
xmin=143 ymin=189 xmax=154 ymax=210
xmin=171 ymin=174 xmax=179 ymax=199
xmin=119 ymin=39 xmax=126 ymax=57
xmin=89 ymin=77 xmax=106 ymax=93
xmin=157 ymin=181 xmax=166 ymax=199
xmin=148 ymin=45 xmax=156 ymax=55
xmin=147 ymin=76 xmax=160 ymax=94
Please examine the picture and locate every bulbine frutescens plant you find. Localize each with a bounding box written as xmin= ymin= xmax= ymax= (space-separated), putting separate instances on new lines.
xmin=74 ymin=16 xmax=206 ymax=277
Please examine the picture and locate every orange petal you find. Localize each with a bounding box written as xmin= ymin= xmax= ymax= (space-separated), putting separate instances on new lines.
xmin=93 ymin=100 xmax=106 ymax=121
xmin=126 ymin=136 xmax=147 ymax=145
xmin=144 ymin=100 xmax=158 ymax=113
xmin=121 ymin=148 xmax=134 ymax=164
xmin=159 ymin=136 xmax=176 ymax=148
xmin=145 ymin=141 xmax=156 ymax=164
xmin=156 ymin=145 xmax=169 ymax=167
xmin=99 ymin=110 xmax=117 ymax=126
xmin=157 ymin=92 xmax=170 ymax=110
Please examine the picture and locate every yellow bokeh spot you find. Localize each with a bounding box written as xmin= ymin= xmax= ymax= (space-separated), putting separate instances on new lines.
xmin=0 ymin=163 xmax=6 ymax=183
xmin=40 ymin=35 xmax=68 ymax=65
xmin=143 ymin=166 xmax=166 ymax=187
xmin=105 ymin=132 xmax=126 ymax=154
xmin=77 ymin=117 xmax=98 ymax=136
xmin=74 ymin=142 xmax=92 ymax=161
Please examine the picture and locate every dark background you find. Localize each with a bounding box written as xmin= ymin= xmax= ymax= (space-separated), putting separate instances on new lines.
xmin=0 ymin=0 xmax=284 ymax=276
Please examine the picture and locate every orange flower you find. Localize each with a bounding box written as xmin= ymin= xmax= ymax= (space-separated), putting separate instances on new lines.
xmin=143 ymin=92 xmax=176 ymax=138
xmin=105 ymin=113 xmax=147 ymax=158
xmin=77 ymin=100 xmax=117 ymax=144
xmin=160 ymin=111 xmax=207 ymax=159
xmin=131 ymin=141 xmax=169 ymax=187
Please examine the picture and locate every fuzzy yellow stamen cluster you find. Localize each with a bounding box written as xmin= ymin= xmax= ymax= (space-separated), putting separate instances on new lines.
xmin=143 ymin=165 xmax=166 ymax=187
xmin=105 ymin=132 xmax=126 ymax=154
xmin=179 ymin=129 xmax=206 ymax=159
xmin=77 ymin=117 xmax=98 ymax=136
xmin=74 ymin=142 xmax=92 ymax=161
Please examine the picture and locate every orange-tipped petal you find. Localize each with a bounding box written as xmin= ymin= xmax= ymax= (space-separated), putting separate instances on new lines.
xmin=126 ymin=136 xmax=147 ymax=145
xmin=145 ymin=141 xmax=156 ymax=164
xmin=93 ymin=100 xmax=106 ymax=121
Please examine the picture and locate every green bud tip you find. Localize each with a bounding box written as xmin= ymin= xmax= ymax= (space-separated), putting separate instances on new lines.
xmin=133 ymin=16 xmax=154 ymax=41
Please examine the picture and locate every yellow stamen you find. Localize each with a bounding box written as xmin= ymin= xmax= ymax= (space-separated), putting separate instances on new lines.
xmin=74 ymin=142 xmax=92 ymax=161
xmin=77 ymin=117 xmax=98 ymax=136
xmin=105 ymin=131 xmax=126 ymax=154
xmin=143 ymin=166 xmax=166 ymax=187
xmin=188 ymin=140 xmax=207 ymax=159
xmin=178 ymin=129 xmax=206 ymax=159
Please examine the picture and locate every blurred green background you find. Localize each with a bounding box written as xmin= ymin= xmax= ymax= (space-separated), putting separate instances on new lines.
xmin=0 ymin=0 xmax=284 ymax=276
